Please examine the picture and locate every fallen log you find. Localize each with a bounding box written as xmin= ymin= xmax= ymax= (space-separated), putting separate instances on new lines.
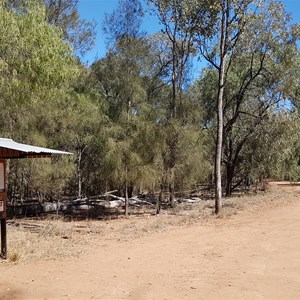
xmin=8 ymin=193 xmax=158 ymax=217
xmin=103 ymin=200 xmax=124 ymax=208
xmin=177 ymin=197 xmax=202 ymax=203
xmin=129 ymin=199 xmax=156 ymax=207
xmin=103 ymin=192 xmax=125 ymax=202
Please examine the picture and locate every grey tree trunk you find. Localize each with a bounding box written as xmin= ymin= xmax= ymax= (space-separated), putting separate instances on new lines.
xmin=215 ymin=4 xmax=227 ymax=215
xmin=169 ymin=167 xmax=175 ymax=208
xmin=77 ymin=146 xmax=86 ymax=199
xmin=77 ymin=150 xmax=82 ymax=199
xmin=125 ymin=184 xmax=129 ymax=217
xmin=125 ymin=165 xmax=129 ymax=217
xmin=156 ymin=184 xmax=163 ymax=215
xmin=215 ymin=76 xmax=224 ymax=214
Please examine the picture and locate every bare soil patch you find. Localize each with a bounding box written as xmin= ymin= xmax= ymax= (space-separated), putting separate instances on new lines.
xmin=1 ymin=181 xmax=300 ymax=299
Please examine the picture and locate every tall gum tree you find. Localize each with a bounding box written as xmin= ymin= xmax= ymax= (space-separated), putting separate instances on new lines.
xmin=189 ymin=0 xmax=299 ymax=204
xmin=192 ymin=0 xmax=252 ymax=214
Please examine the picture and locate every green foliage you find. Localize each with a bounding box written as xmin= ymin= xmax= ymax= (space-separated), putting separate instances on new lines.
xmin=174 ymin=127 xmax=212 ymax=189
xmin=244 ymin=113 xmax=300 ymax=182
xmin=6 ymin=0 xmax=96 ymax=56
xmin=189 ymin=0 xmax=300 ymax=197
xmin=28 ymin=157 xmax=75 ymax=198
xmin=91 ymin=45 xmax=155 ymax=193
xmin=2 ymin=0 xmax=300 ymax=213
xmin=45 ymin=0 xmax=96 ymax=56
xmin=0 ymin=1 xmax=77 ymax=87
xmin=0 ymin=0 xmax=81 ymax=198
xmin=0 ymin=0 xmax=78 ymax=137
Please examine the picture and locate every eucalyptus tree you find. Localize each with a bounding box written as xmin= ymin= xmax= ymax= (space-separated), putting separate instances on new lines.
xmin=194 ymin=0 xmax=300 ymax=197
xmin=180 ymin=0 xmax=299 ymax=212
xmin=289 ymin=52 xmax=300 ymax=109
xmin=191 ymin=0 xmax=254 ymax=213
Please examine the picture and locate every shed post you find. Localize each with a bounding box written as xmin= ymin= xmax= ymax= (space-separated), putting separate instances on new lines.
xmin=0 ymin=138 xmax=72 ymax=259
xmin=0 ymin=159 xmax=7 ymax=259
xmin=1 ymin=219 xmax=6 ymax=259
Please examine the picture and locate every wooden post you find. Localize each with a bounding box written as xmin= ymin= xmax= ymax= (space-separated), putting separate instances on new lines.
xmin=1 ymin=218 xmax=6 ymax=259
xmin=0 ymin=159 xmax=7 ymax=259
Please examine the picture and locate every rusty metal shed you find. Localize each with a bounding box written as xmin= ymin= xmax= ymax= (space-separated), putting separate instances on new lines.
xmin=0 ymin=138 xmax=71 ymax=159
xmin=0 ymin=138 xmax=72 ymax=259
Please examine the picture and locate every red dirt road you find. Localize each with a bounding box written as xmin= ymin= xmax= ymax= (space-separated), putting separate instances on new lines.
xmin=1 ymin=183 xmax=300 ymax=299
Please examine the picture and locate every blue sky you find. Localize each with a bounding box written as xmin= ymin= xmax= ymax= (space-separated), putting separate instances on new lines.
xmin=78 ymin=0 xmax=160 ymax=64
xmin=78 ymin=0 xmax=300 ymax=65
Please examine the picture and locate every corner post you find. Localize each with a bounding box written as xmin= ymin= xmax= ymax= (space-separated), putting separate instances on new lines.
xmin=0 ymin=159 xmax=7 ymax=259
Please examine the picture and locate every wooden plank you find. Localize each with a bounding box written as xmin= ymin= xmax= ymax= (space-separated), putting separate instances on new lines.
xmin=0 ymin=159 xmax=7 ymax=259
xmin=0 ymin=148 xmax=23 ymax=158
xmin=1 ymin=219 xmax=7 ymax=259
xmin=0 ymin=147 xmax=53 ymax=159
xmin=23 ymin=154 xmax=52 ymax=158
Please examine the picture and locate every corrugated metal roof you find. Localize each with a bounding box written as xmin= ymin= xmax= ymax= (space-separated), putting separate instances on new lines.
xmin=0 ymin=138 xmax=72 ymax=157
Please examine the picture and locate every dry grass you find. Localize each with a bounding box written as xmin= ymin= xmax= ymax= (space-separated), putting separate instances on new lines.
xmin=4 ymin=182 xmax=298 ymax=264
xmin=6 ymin=219 xmax=85 ymax=263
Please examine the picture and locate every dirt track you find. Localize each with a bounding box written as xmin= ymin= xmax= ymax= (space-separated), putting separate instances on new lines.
xmin=1 ymin=182 xmax=300 ymax=300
